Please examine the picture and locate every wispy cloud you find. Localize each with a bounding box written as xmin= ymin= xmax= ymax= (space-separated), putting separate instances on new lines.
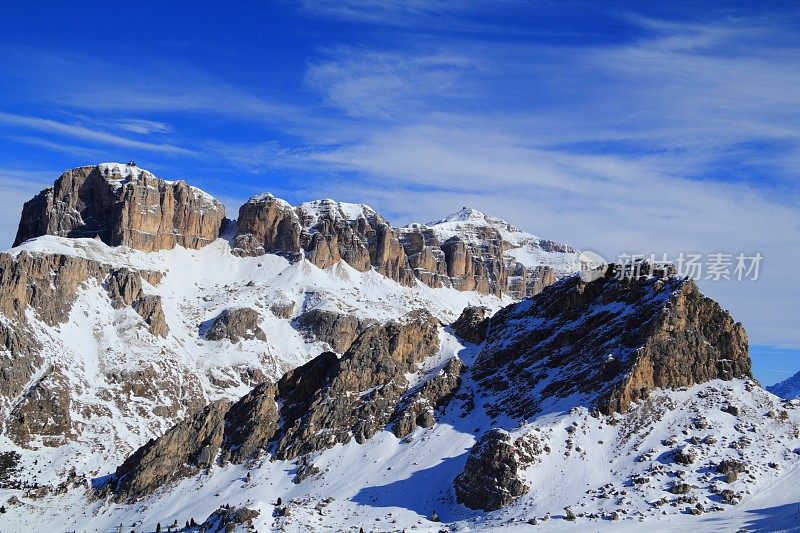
xmin=0 ymin=111 xmax=195 ymax=155
xmin=114 ymin=118 xmax=169 ymax=135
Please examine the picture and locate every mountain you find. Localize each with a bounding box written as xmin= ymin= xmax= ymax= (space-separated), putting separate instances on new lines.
xmin=0 ymin=163 xmax=798 ymax=533
xmin=768 ymin=371 xmax=800 ymax=400
xmin=232 ymin=192 xmax=579 ymax=298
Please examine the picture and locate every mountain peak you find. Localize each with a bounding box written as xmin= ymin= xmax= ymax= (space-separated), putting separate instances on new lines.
xmin=14 ymin=163 xmax=225 ymax=251
xmin=430 ymin=206 xmax=513 ymax=229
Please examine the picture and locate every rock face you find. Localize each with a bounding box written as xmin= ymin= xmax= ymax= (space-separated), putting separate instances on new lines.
xmin=132 ymin=295 xmax=169 ymax=337
xmin=397 ymin=207 xmax=574 ymax=298
xmin=450 ymin=306 xmax=491 ymax=344
xmin=473 ymin=267 xmax=752 ymax=418
xmin=14 ymin=163 xmax=225 ymax=252
xmin=220 ymin=382 xmax=280 ymax=464
xmin=0 ymin=249 xmax=189 ymax=446
xmin=390 ymin=357 xmax=464 ymax=438
xmin=454 ymin=429 xmax=539 ymax=511
xmin=111 ymin=400 xmax=231 ymax=501
xmin=205 ymin=308 xmax=266 ymax=343
xmin=233 ymin=195 xmax=416 ymax=286
xmin=107 ymin=310 xmax=453 ymax=499
xmin=6 ymin=367 xmax=73 ymax=447
xmin=274 ymin=309 xmax=441 ymax=459
xmin=233 ymin=196 xmax=578 ymax=298
xmin=293 ymin=308 xmax=369 ymax=353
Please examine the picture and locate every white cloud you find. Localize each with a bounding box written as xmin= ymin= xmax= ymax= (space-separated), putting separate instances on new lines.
xmin=0 ymin=112 xmax=195 ymax=156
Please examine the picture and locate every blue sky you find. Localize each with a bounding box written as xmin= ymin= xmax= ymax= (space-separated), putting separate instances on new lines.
xmin=0 ymin=1 xmax=798 ymax=384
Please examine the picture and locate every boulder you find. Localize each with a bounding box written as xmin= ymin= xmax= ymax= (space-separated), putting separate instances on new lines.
xmin=451 ymin=306 xmax=490 ymax=344
xmin=454 ymin=429 xmax=538 ymax=511
xmin=206 ymin=308 xmax=266 ymax=343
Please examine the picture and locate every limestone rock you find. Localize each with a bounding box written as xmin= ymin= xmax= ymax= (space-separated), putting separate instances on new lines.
xmin=294 ymin=308 xmax=368 ymax=353
xmin=233 ymin=195 xmax=416 ymax=286
xmin=0 ymin=321 xmax=42 ymax=401
xmin=391 ymin=357 xmax=464 ymax=438
xmin=275 ymin=309 xmax=440 ymax=459
xmin=232 ymin=195 xmax=575 ymax=297
xmin=111 ymin=399 xmax=231 ymax=501
xmin=14 ymin=163 xmax=225 ymax=252
xmin=269 ymin=300 xmax=295 ymax=319
xmin=0 ymin=251 xmax=111 ymax=408
xmin=206 ymin=308 xmax=266 ymax=343
xmin=107 ymin=268 xmax=143 ymax=309
xmin=107 ymin=310 xmax=442 ymax=500
xmin=232 ymin=194 xmax=302 ymax=258
xmin=220 ymin=382 xmax=279 ymax=463
xmin=451 ymin=306 xmax=490 ymax=344
xmin=473 ymin=267 xmax=751 ymax=419
xmin=200 ymin=506 xmax=260 ymax=532
xmin=454 ymin=429 xmax=538 ymax=511
xmin=6 ymin=367 xmax=73 ymax=447
xmin=132 ymin=295 xmax=169 ymax=337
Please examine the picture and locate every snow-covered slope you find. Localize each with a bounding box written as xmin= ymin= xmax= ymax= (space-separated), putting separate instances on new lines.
xmin=0 ymin=233 xmax=509 ymax=481
xmin=421 ymin=206 xmax=581 ymax=278
xmin=0 ymin=164 xmax=797 ymax=533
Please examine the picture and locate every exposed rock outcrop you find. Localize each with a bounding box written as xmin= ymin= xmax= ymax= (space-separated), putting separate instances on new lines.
xmin=111 ymin=399 xmax=231 ymax=501
xmin=220 ymin=382 xmax=279 ymax=464
xmin=200 ymin=505 xmax=260 ymax=532
xmin=0 ymin=322 xmax=42 ymax=401
xmin=233 ymin=195 xmax=416 ymax=285
xmin=269 ymin=300 xmax=295 ymax=319
xmin=454 ymin=429 xmax=540 ymax=511
xmin=0 ymin=251 xmax=111 ymax=409
xmin=397 ymin=209 xmax=568 ymax=298
xmin=6 ymin=367 xmax=73 ymax=447
xmin=274 ymin=309 xmax=440 ymax=459
xmin=294 ymin=308 xmax=369 ymax=353
xmin=451 ymin=305 xmax=490 ymax=344
xmin=107 ymin=268 xmax=143 ymax=308
xmin=233 ymin=196 xmax=576 ymax=297
xmin=473 ymin=267 xmax=751 ymax=418
xmin=0 ymin=250 xmax=183 ymax=446
xmin=14 ymin=163 xmax=225 ymax=252
xmin=391 ymin=357 xmax=464 ymax=438
xmin=132 ymin=295 xmax=169 ymax=337
xmin=206 ymin=308 xmax=266 ymax=343
xmin=107 ymin=310 xmax=443 ymax=499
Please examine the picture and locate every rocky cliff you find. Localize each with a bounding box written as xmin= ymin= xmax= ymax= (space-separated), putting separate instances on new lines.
xmin=472 ymin=266 xmax=751 ymax=418
xmin=107 ymin=309 xmax=455 ymax=501
xmin=233 ymin=196 xmax=578 ymax=298
xmin=0 ymin=248 xmax=196 ymax=447
xmin=232 ymin=195 xmax=417 ymax=286
xmin=14 ymin=163 xmax=225 ymax=252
